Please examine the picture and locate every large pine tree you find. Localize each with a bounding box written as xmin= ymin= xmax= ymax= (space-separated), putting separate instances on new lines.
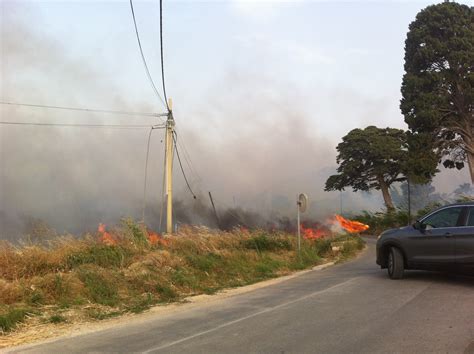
xmin=325 ymin=126 xmax=407 ymax=211
xmin=400 ymin=2 xmax=474 ymax=183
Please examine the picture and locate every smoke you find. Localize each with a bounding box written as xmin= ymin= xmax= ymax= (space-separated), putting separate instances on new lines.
xmin=1 ymin=7 xmax=160 ymax=238
xmin=0 ymin=5 xmax=433 ymax=240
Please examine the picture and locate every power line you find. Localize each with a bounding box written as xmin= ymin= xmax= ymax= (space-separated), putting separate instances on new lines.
xmin=173 ymin=131 xmax=196 ymax=199
xmin=0 ymin=101 xmax=167 ymax=118
xmin=0 ymin=121 xmax=166 ymax=129
xmin=174 ymin=127 xmax=201 ymax=182
xmin=177 ymin=138 xmax=199 ymax=181
xmin=129 ymin=0 xmax=167 ymax=108
xmin=159 ymin=0 xmax=170 ymax=112
xmin=142 ymin=126 xmax=159 ymax=223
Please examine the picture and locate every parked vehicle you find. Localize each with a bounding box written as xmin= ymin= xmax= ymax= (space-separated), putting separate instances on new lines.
xmin=376 ymin=202 xmax=474 ymax=279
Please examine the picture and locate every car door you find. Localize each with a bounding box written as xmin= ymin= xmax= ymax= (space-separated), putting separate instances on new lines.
xmin=454 ymin=206 xmax=474 ymax=272
xmin=405 ymin=206 xmax=463 ymax=268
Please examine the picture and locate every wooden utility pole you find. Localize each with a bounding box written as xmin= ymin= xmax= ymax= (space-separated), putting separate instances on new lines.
xmin=165 ymin=99 xmax=174 ymax=233
xmin=208 ymin=192 xmax=221 ymax=229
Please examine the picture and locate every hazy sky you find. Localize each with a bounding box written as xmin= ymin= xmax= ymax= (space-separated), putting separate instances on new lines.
xmin=0 ymin=0 xmax=472 ymax=233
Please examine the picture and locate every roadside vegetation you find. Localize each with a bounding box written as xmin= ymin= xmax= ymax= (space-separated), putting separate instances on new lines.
xmin=353 ymin=204 xmax=439 ymax=235
xmin=354 ymin=194 xmax=474 ymax=235
xmin=0 ymin=220 xmax=364 ymax=335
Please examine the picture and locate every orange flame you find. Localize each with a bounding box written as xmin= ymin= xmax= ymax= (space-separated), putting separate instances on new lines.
xmin=98 ymin=223 xmax=117 ymax=245
xmin=240 ymin=226 xmax=250 ymax=234
xmin=300 ymin=215 xmax=369 ymax=240
xmin=335 ymin=215 xmax=369 ymax=233
xmin=301 ymin=225 xmax=328 ymax=240
xmin=147 ymin=230 xmax=160 ymax=245
xmin=147 ymin=229 xmax=169 ymax=246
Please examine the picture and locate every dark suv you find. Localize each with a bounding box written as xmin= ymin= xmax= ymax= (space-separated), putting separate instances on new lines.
xmin=376 ymin=202 xmax=474 ymax=279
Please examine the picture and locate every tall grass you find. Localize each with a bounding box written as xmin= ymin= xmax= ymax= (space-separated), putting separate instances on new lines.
xmin=0 ymin=221 xmax=364 ymax=333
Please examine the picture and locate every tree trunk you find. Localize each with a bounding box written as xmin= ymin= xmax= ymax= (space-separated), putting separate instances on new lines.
xmin=467 ymin=150 xmax=474 ymax=185
xmin=379 ymin=177 xmax=395 ymax=212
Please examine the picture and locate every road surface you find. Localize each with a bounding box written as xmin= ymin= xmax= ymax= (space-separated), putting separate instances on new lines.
xmin=8 ymin=239 xmax=474 ymax=353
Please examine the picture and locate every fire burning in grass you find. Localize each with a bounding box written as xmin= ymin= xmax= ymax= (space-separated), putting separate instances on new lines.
xmin=334 ymin=215 xmax=370 ymax=233
xmin=98 ymin=223 xmax=116 ymax=245
xmin=302 ymin=215 xmax=369 ymax=240
xmin=98 ymin=223 xmax=168 ymax=247
xmin=97 ymin=214 xmax=368 ymax=246
xmin=146 ymin=230 xmax=169 ymax=246
xmin=301 ymin=225 xmax=328 ymax=240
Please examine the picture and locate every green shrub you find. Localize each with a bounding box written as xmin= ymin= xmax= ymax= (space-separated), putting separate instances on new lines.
xmin=185 ymin=253 xmax=222 ymax=272
xmin=77 ymin=268 xmax=119 ymax=306
xmin=49 ymin=314 xmax=66 ymax=324
xmin=155 ymin=284 xmax=178 ymax=302
xmin=86 ymin=308 xmax=121 ymax=320
xmin=0 ymin=308 xmax=30 ymax=332
xmin=123 ymin=219 xmax=149 ymax=248
xmin=354 ymin=210 xmax=409 ymax=235
xmin=289 ymin=242 xmax=323 ymax=270
xmin=126 ymin=293 xmax=155 ymax=314
xmin=254 ymin=257 xmax=282 ymax=278
xmin=66 ymin=245 xmax=129 ymax=269
xmin=339 ymin=237 xmax=365 ymax=260
xmin=28 ymin=290 xmax=44 ymax=305
xmin=171 ymin=269 xmax=198 ymax=289
xmin=242 ymin=234 xmax=292 ymax=252
xmin=312 ymin=238 xmax=332 ymax=256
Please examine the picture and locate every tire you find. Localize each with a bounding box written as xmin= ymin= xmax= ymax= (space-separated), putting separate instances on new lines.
xmin=387 ymin=247 xmax=404 ymax=279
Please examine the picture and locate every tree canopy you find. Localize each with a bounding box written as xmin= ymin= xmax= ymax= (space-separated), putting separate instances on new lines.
xmin=325 ymin=126 xmax=407 ymax=211
xmin=400 ymin=2 xmax=474 ymax=183
xmin=392 ymin=182 xmax=443 ymax=212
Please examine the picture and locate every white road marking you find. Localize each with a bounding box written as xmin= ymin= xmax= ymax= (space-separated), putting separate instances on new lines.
xmin=143 ymin=277 xmax=359 ymax=353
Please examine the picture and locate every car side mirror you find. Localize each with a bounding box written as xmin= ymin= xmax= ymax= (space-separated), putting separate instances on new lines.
xmin=413 ymin=220 xmax=426 ymax=231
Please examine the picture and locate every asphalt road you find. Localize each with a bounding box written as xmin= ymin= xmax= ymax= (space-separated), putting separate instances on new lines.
xmin=9 ymin=239 xmax=474 ymax=354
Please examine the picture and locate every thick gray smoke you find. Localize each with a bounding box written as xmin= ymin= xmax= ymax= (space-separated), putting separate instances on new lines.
xmin=6 ymin=5 xmax=459 ymax=241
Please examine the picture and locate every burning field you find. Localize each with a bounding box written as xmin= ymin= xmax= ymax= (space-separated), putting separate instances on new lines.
xmin=0 ymin=219 xmax=365 ymax=341
xmin=301 ymin=215 xmax=369 ymax=240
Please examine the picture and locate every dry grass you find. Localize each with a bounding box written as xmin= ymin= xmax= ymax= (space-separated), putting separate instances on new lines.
xmin=0 ymin=220 xmax=364 ymax=335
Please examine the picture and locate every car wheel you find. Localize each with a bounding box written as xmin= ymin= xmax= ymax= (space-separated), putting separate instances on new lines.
xmin=387 ymin=247 xmax=404 ymax=280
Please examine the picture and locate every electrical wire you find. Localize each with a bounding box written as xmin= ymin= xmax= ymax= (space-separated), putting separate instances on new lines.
xmin=142 ymin=127 xmax=157 ymax=223
xmin=177 ymin=138 xmax=198 ymax=180
xmin=159 ymin=0 xmax=169 ymax=112
xmin=129 ymin=0 xmax=167 ymax=108
xmin=173 ymin=131 xmax=196 ymax=199
xmin=0 ymin=101 xmax=167 ymax=118
xmin=0 ymin=121 xmax=166 ymax=129
xmin=174 ymin=127 xmax=201 ymax=182
xmin=159 ymin=132 xmax=167 ymax=232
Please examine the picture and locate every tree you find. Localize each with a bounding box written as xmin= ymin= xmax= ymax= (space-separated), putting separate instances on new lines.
xmin=325 ymin=126 xmax=407 ymax=211
xmin=400 ymin=2 xmax=474 ymax=183
xmin=392 ymin=182 xmax=444 ymax=212
xmin=453 ymin=182 xmax=474 ymax=197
